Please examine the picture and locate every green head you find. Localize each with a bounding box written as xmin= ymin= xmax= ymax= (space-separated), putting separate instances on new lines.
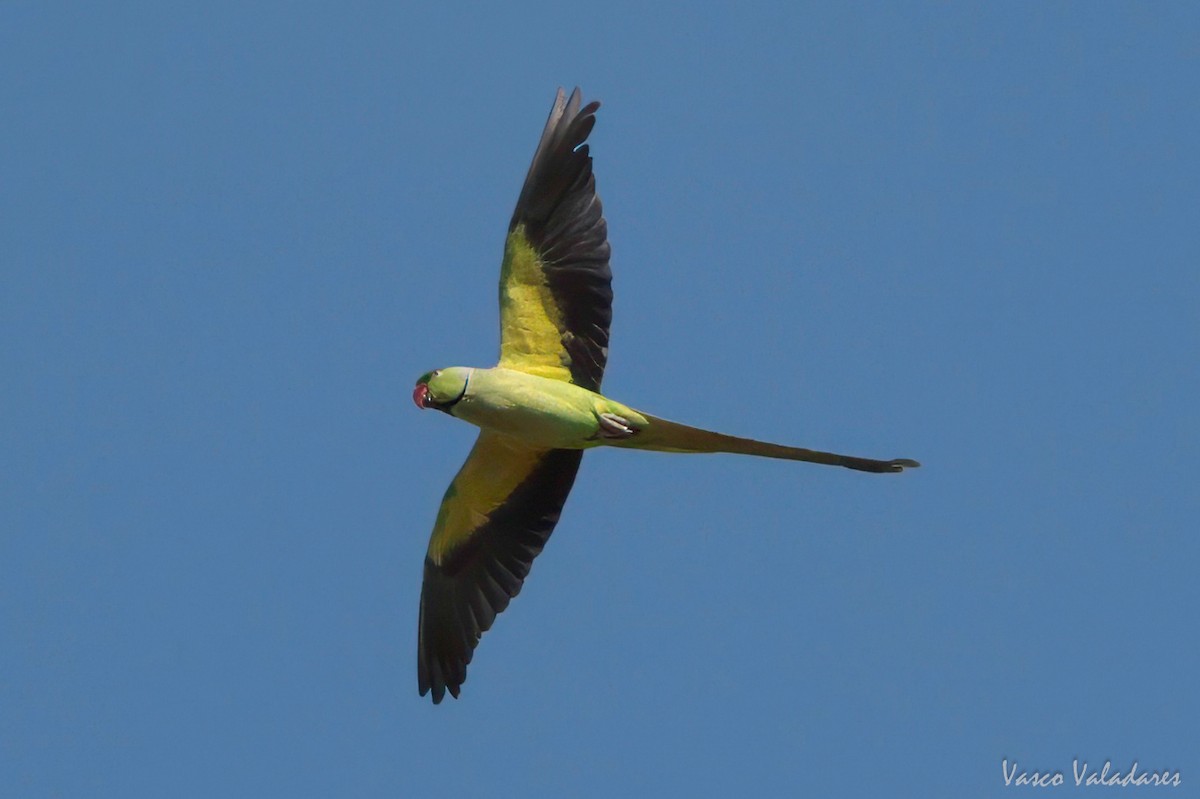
xmin=412 ymin=367 xmax=472 ymax=413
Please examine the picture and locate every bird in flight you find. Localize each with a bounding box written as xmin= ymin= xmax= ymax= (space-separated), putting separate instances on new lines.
xmin=413 ymin=87 xmax=919 ymax=703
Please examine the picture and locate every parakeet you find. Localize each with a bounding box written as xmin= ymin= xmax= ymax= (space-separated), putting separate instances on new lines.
xmin=413 ymin=87 xmax=918 ymax=703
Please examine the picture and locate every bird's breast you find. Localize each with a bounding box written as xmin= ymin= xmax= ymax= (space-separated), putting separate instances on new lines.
xmin=452 ymin=370 xmax=601 ymax=449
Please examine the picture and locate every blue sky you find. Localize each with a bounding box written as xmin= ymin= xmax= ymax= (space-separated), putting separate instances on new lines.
xmin=3 ymin=2 xmax=1197 ymax=796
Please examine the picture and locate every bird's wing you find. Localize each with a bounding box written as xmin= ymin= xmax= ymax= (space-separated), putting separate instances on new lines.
xmin=418 ymin=431 xmax=582 ymax=703
xmin=498 ymin=87 xmax=612 ymax=392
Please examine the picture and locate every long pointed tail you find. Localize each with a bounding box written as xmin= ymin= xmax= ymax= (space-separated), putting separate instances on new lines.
xmin=615 ymin=412 xmax=919 ymax=474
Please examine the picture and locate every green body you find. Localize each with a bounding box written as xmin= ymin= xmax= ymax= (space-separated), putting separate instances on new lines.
xmin=442 ymin=367 xmax=644 ymax=449
xmin=424 ymin=366 xmax=918 ymax=470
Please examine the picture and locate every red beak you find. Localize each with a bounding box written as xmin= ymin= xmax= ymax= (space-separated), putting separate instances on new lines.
xmin=412 ymin=383 xmax=429 ymax=409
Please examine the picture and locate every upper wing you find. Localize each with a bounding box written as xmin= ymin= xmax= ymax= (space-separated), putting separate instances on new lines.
xmin=418 ymin=431 xmax=583 ymax=703
xmin=498 ymin=87 xmax=612 ymax=392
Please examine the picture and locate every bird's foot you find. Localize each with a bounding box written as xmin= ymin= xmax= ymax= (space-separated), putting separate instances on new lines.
xmin=597 ymin=412 xmax=636 ymax=439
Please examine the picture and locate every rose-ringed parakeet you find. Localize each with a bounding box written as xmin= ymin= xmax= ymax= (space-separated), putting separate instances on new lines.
xmin=413 ymin=87 xmax=918 ymax=703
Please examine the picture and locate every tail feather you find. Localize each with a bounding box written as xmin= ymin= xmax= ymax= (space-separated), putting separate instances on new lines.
xmin=617 ymin=413 xmax=919 ymax=474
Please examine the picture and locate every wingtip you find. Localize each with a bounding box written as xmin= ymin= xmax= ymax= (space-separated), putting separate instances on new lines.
xmin=555 ymin=85 xmax=601 ymax=121
xmin=568 ymin=86 xmax=601 ymax=114
xmin=889 ymin=458 xmax=921 ymax=471
xmin=420 ymin=678 xmax=452 ymax=705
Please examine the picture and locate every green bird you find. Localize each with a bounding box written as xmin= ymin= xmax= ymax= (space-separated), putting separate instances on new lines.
xmin=413 ymin=87 xmax=918 ymax=703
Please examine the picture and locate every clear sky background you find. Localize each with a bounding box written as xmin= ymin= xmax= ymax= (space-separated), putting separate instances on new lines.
xmin=3 ymin=3 xmax=1197 ymax=797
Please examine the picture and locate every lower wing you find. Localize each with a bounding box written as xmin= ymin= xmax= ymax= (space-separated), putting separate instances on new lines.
xmin=418 ymin=431 xmax=583 ymax=703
